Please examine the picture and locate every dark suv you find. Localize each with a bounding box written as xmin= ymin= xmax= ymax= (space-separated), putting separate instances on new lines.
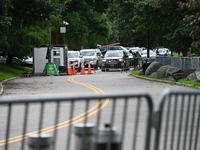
xmin=101 ymin=50 xmax=130 ymax=72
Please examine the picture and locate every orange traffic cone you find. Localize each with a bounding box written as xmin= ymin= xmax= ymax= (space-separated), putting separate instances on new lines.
xmin=87 ymin=62 xmax=92 ymax=74
xmin=71 ymin=62 xmax=76 ymax=74
xmin=80 ymin=61 xmax=85 ymax=74
xmin=67 ymin=62 xmax=72 ymax=75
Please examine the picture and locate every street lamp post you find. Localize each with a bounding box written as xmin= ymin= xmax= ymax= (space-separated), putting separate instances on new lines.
xmin=60 ymin=21 xmax=69 ymax=74
xmin=60 ymin=21 xmax=69 ymax=45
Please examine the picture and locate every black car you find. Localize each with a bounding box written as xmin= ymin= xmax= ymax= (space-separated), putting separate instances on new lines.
xmin=101 ymin=50 xmax=130 ymax=72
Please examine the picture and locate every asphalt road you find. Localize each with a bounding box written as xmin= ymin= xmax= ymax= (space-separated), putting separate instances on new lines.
xmin=2 ymin=69 xmax=191 ymax=102
xmin=0 ymin=69 xmax=193 ymax=150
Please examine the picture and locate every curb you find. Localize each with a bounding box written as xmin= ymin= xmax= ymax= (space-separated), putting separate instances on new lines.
xmin=0 ymin=77 xmax=19 ymax=96
xmin=0 ymin=82 xmax=3 ymax=95
xmin=132 ymin=75 xmax=200 ymax=89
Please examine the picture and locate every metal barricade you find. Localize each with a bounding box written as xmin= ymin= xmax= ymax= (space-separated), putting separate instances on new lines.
xmin=1 ymin=89 xmax=199 ymax=150
xmin=153 ymin=88 xmax=200 ymax=150
xmin=0 ymin=92 xmax=153 ymax=150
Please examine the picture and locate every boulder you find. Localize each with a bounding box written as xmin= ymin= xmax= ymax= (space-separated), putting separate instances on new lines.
xmin=187 ymin=68 xmax=200 ymax=81
xmin=149 ymin=72 xmax=157 ymax=77
xmin=165 ymin=66 xmax=185 ymax=81
xmin=165 ymin=66 xmax=182 ymax=77
xmin=187 ymin=72 xmax=197 ymax=81
xmin=172 ymin=72 xmax=185 ymax=81
xmin=182 ymin=69 xmax=196 ymax=78
xmin=145 ymin=61 xmax=162 ymax=76
xmin=156 ymin=65 xmax=171 ymax=78
xmin=195 ymin=68 xmax=200 ymax=81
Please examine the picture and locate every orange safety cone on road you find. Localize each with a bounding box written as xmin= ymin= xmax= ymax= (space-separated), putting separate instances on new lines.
xmin=67 ymin=62 xmax=72 ymax=75
xmin=87 ymin=62 xmax=92 ymax=74
xmin=80 ymin=61 xmax=85 ymax=74
xmin=71 ymin=62 xmax=76 ymax=74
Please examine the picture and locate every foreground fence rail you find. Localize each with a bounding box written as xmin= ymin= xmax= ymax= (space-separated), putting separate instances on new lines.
xmin=0 ymin=92 xmax=153 ymax=150
xmin=0 ymin=89 xmax=199 ymax=150
xmin=153 ymin=89 xmax=200 ymax=150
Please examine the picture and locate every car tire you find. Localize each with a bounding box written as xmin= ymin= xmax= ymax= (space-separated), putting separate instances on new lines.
xmin=101 ymin=69 xmax=105 ymax=72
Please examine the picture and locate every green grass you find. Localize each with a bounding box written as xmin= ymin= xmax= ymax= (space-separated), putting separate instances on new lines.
xmin=0 ymin=63 xmax=33 ymax=82
xmin=178 ymin=78 xmax=200 ymax=87
xmin=130 ymin=70 xmax=200 ymax=88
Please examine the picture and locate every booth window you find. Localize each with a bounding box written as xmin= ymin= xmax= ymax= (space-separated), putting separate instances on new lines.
xmin=54 ymin=51 xmax=60 ymax=56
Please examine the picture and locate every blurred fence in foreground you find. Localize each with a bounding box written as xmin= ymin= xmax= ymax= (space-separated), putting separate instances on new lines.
xmin=0 ymin=89 xmax=199 ymax=150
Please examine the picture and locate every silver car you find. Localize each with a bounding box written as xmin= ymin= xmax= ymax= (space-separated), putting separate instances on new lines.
xmin=67 ymin=51 xmax=83 ymax=72
xmin=80 ymin=49 xmax=102 ymax=69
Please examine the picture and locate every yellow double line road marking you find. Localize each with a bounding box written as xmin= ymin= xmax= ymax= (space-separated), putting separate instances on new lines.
xmin=0 ymin=75 xmax=110 ymax=146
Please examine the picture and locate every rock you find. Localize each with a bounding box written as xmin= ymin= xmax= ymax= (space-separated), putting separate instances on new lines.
xmin=149 ymin=72 xmax=157 ymax=77
xmin=145 ymin=61 xmax=162 ymax=76
xmin=187 ymin=72 xmax=197 ymax=81
xmin=187 ymin=68 xmax=200 ymax=81
xmin=182 ymin=69 xmax=196 ymax=78
xmin=172 ymin=72 xmax=184 ymax=81
xmin=195 ymin=68 xmax=200 ymax=81
xmin=156 ymin=65 xmax=171 ymax=79
xmin=165 ymin=67 xmax=182 ymax=77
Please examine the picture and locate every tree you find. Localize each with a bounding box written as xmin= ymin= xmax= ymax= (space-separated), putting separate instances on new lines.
xmin=180 ymin=0 xmax=200 ymax=48
xmin=62 ymin=0 xmax=111 ymax=50
xmin=1 ymin=0 xmax=54 ymax=65
xmin=0 ymin=0 xmax=12 ymax=55
xmin=105 ymin=0 xmax=194 ymax=56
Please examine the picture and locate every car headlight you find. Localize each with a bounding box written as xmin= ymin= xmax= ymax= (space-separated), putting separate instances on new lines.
xmin=119 ymin=58 xmax=123 ymax=62
xmin=102 ymin=59 xmax=106 ymax=62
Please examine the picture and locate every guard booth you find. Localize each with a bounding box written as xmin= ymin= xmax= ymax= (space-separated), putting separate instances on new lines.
xmin=33 ymin=45 xmax=68 ymax=75
xmin=51 ymin=46 xmax=67 ymax=75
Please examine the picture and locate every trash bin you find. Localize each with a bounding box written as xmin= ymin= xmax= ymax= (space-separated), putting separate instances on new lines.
xmin=58 ymin=66 xmax=66 ymax=76
xmin=142 ymin=59 xmax=151 ymax=75
xmin=133 ymin=58 xmax=139 ymax=67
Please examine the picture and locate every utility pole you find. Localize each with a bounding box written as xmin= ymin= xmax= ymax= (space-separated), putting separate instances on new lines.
xmin=48 ymin=0 xmax=51 ymax=63
xmin=147 ymin=29 xmax=150 ymax=58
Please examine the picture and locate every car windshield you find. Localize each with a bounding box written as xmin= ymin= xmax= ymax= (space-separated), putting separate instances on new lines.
xmin=142 ymin=50 xmax=155 ymax=55
xmin=104 ymin=51 xmax=123 ymax=58
xmin=109 ymin=46 xmax=127 ymax=50
xmin=131 ymin=49 xmax=141 ymax=52
xmin=68 ymin=52 xmax=79 ymax=58
xmin=158 ymin=49 xmax=166 ymax=53
xmin=127 ymin=52 xmax=132 ymax=57
xmin=81 ymin=51 xmax=95 ymax=56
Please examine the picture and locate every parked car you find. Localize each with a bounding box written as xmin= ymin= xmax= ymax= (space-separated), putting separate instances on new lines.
xmin=101 ymin=50 xmax=130 ymax=72
xmin=67 ymin=51 xmax=83 ymax=72
xmin=129 ymin=47 xmax=143 ymax=56
xmin=80 ymin=49 xmax=102 ymax=69
xmin=107 ymin=46 xmax=127 ymax=51
xmin=22 ymin=57 xmax=33 ymax=67
xmin=156 ymin=48 xmax=171 ymax=56
xmin=100 ymin=46 xmax=128 ymax=56
xmin=141 ymin=50 xmax=156 ymax=60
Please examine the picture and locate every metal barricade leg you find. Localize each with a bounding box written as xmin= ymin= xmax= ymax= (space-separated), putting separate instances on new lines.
xmin=27 ymin=133 xmax=53 ymax=150
xmin=74 ymin=123 xmax=95 ymax=150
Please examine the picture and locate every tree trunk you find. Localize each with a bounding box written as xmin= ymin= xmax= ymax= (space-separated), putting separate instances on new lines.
xmin=182 ymin=49 xmax=188 ymax=57
xmin=6 ymin=54 xmax=13 ymax=65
